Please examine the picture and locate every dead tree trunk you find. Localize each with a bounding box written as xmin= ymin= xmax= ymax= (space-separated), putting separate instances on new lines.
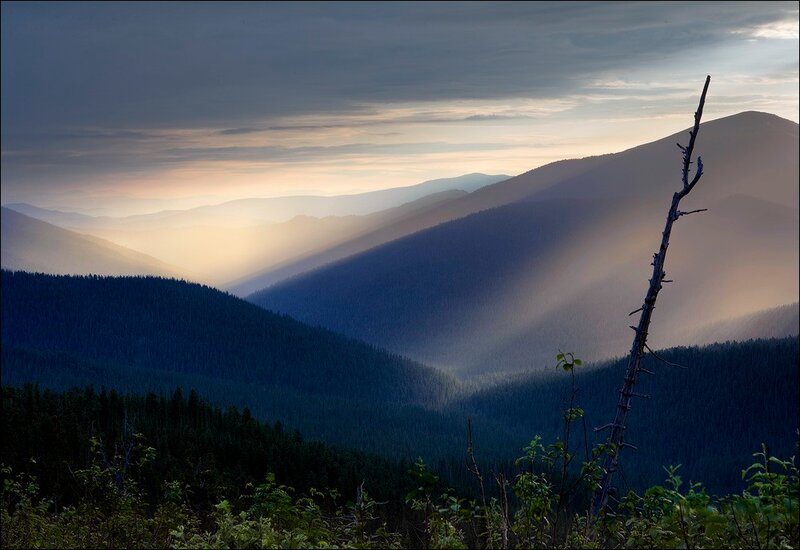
xmin=590 ymin=75 xmax=711 ymax=519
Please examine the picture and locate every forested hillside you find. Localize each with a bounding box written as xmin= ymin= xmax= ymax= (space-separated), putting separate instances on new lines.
xmin=3 ymin=270 xmax=797 ymax=496
xmin=454 ymin=337 xmax=800 ymax=494
xmin=4 ymin=3 xmax=798 ymax=548
xmin=0 ymin=271 xmax=477 ymax=460
xmin=0 ymin=385 xmax=414 ymax=510
xmin=0 ymin=271 xmax=457 ymax=406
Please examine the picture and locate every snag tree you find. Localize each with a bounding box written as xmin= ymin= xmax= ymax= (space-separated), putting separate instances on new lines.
xmin=590 ymin=75 xmax=712 ymax=519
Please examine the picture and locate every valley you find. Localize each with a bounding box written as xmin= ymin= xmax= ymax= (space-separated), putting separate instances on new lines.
xmin=3 ymin=7 xmax=798 ymax=543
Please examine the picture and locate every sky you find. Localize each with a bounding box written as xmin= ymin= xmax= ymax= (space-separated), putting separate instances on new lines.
xmin=2 ymin=1 xmax=798 ymax=216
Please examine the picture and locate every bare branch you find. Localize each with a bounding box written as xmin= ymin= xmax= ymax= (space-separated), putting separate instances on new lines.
xmin=594 ymin=423 xmax=614 ymax=433
xmin=674 ymin=208 xmax=708 ymax=220
xmin=619 ymin=389 xmax=651 ymax=399
xmin=643 ymin=342 xmax=688 ymax=369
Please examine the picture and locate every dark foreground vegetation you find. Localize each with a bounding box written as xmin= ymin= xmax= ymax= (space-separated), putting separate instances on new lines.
xmin=2 ymin=384 xmax=798 ymax=549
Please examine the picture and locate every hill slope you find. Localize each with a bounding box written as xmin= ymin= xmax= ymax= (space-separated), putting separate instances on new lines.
xmin=2 ymin=271 xmax=796 ymax=494
xmin=665 ymin=301 xmax=799 ymax=349
xmin=0 ymin=271 xmax=456 ymax=406
xmin=452 ymin=336 xmax=799 ymax=494
xmin=0 ymin=208 xmax=185 ymax=278
xmin=250 ymin=112 xmax=799 ymax=375
xmin=0 ymin=271 xmax=464 ymax=458
xmin=225 ymin=189 xmax=469 ymax=295
xmin=239 ymin=111 xmax=798 ymax=293
xmin=58 ymin=189 xmax=468 ymax=287
xmin=6 ymin=183 xmax=489 ymax=287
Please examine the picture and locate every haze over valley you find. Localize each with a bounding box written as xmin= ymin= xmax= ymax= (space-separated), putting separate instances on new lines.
xmin=4 ymin=173 xmax=507 ymax=285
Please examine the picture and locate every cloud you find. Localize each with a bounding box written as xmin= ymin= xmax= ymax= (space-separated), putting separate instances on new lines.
xmin=462 ymin=114 xmax=526 ymax=122
xmin=3 ymin=2 xmax=796 ymax=132
xmin=218 ymin=127 xmax=267 ymax=136
xmin=734 ymin=14 xmax=800 ymax=40
xmin=1 ymin=1 xmax=798 ymax=204
xmin=159 ymin=141 xmax=512 ymax=163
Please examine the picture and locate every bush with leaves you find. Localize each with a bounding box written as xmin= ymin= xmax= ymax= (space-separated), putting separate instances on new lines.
xmin=2 ymin=368 xmax=798 ymax=549
xmin=405 ymin=457 xmax=473 ymax=549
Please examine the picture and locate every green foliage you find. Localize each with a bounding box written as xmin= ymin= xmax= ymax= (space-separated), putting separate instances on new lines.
xmin=512 ymin=437 xmax=554 ymax=547
xmin=406 ymin=458 xmax=471 ymax=548
xmin=593 ymin=447 xmax=800 ymax=550
xmin=5 ymin=437 xmax=797 ymax=548
xmin=2 ymin=368 xmax=798 ymax=548
xmin=556 ymin=351 xmax=583 ymax=372
xmin=170 ymin=477 xmax=403 ymax=549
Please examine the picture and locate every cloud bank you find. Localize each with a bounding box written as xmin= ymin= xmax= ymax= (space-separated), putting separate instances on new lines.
xmin=2 ymin=1 xmax=797 ymax=213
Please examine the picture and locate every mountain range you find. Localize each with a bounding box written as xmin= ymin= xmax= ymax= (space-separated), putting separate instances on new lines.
xmin=249 ymin=111 xmax=799 ymax=375
xmin=4 ymin=173 xmax=506 ymax=286
xmin=5 ymin=173 xmax=508 ymax=228
xmin=2 ymin=112 xmax=796 ymax=377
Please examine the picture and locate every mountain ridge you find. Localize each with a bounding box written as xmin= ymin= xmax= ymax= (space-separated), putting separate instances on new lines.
xmin=4 ymin=172 xmax=509 ymax=228
xmin=232 ymin=111 xmax=797 ymax=293
xmin=249 ymin=111 xmax=799 ymax=375
xmin=0 ymin=208 xmax=187 ymax=279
